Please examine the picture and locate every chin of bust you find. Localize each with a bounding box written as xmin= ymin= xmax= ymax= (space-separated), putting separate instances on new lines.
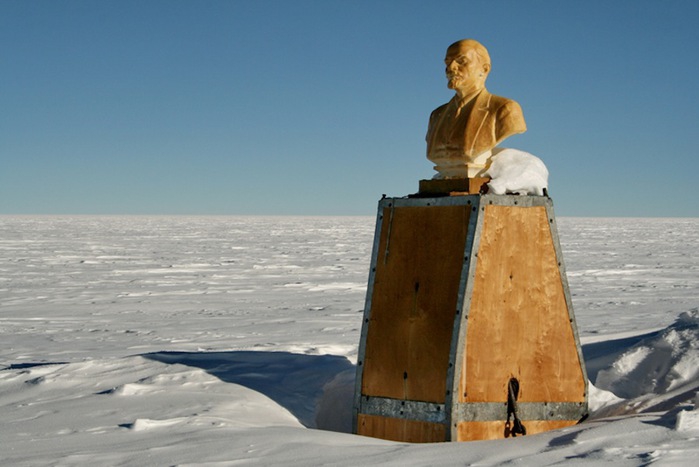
xmin=454 ymin=83 xmax=482 ymax=97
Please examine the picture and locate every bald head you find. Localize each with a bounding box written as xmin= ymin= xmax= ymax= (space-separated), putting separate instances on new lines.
xmin=444 ymin=39 xmax=492 ymax=98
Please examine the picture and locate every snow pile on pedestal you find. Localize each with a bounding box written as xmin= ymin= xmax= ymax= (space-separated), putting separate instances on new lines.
xmin=484 ymin=148 xmax=549 ymax=196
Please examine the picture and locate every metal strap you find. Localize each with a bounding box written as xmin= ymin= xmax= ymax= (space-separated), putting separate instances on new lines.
xmin=358 ymin=395 xmax=587 ymax=424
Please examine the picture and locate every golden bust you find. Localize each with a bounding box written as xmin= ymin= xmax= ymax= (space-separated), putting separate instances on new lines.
xmin=426 ymin=39 xmax=527 ymax=178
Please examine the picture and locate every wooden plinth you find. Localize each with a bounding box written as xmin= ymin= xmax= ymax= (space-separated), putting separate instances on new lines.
xmin=353 ymin=194 xmax=588 ymax=443
xmin=418 ymin=177 xmax=490 ymax=196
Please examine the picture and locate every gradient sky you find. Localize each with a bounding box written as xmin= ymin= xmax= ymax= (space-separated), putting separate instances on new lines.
xmin=2 ymin=0 xmax=698 ymax=216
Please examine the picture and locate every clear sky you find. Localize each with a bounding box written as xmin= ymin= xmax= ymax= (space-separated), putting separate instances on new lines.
xmin=2 ymin=0 xmax=698 ymax=216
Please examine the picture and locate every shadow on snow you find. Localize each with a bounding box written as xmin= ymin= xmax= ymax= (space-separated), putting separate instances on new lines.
xmin=580 ymin=330 xmax=661 ymax=384
xmin=135 ymin=328 xmax=686 ymax=434
xmin=142 ymin=350 xmax=356 ymax=433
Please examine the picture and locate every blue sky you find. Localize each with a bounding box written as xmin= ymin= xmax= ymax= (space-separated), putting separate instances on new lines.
xmin=2 ymin=0 xmax=698 ymax=216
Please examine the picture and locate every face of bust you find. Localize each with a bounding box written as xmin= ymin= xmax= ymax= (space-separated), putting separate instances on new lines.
xmin=444 ymin=42 xmax=489 ymax=97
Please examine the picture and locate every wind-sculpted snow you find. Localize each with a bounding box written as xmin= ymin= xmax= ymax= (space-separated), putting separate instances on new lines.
xmin=596 ymin=310 xmax=699 ymax=399
xmin=1 ymin=215 xmax=698 ymax=465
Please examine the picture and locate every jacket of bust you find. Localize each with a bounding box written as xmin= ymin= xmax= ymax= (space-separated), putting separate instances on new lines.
xmin=426 ymin=88 xmax=527 ymax=163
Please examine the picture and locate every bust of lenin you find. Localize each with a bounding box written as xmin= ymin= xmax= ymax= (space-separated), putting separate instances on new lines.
xmin=426 ymin=39 xmax=527 ymax=179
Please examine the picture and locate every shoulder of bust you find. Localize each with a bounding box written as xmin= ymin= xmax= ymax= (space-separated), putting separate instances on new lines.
xmin=478 ymin=89 xmax=521 ymax=109
xmin=430 ymin=101 xmax=451 ymax=116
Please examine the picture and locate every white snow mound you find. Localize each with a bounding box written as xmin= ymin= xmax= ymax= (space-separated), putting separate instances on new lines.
xmin=676 ymin=407 xmax=699 ymax=432
xmin=484 ymin=148 xmax=549 ymax=196
xmin=596 ymin=309 xmax=699 ymax=399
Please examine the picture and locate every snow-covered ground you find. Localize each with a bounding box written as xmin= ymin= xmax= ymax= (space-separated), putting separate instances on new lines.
xmin=1 ymin=214 xmax=697 ymax=465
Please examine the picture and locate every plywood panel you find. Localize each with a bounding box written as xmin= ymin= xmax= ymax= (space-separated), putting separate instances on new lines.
xmin=460 ymin=205 xmax=586 ymax=404
xmin=456 ymin=420 xmax=578 ymax=441
xmin=362 ymin=205 xmax=470 ymax=403
xmin=358 ymin=414 xmax=446 ymax=443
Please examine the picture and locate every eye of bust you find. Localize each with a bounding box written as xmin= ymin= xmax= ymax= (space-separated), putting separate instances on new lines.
xmin=445 ymin=55 xmax=469 ymax=66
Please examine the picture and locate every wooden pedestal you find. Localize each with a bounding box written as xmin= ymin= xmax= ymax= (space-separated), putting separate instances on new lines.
xmin=353 ymin=194 xmax=588 ymax=442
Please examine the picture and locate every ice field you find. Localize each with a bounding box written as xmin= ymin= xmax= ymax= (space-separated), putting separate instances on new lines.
xmin=1 ymin=214 xmax=698 ymax=465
